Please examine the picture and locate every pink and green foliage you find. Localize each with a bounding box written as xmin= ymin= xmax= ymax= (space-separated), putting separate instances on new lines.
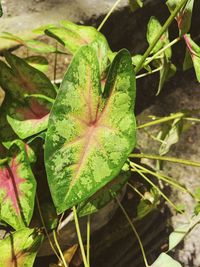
xmin=45 ymin=45 xmax=136 ymax=214
xmin=184 ymin=34 xmax=200 ymax=82
xmin=166 ymin=0 xmax=194 ymax=36
xmin=44 ymin=20 xmax=112 ymax=75
xmin=0 ymin=228 xmax=43 ymax=267
xmin=0 ymin=52 xmax=56 ymax=139
xmin=0 ymin=140 xmax=36 ymax=230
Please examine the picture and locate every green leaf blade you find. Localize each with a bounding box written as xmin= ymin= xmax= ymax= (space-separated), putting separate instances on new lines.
xmin=0 ymin=228 xmax=43 ymax=267
xmin=45 ymin=46 xmax=136 ymax=213
xmin=0 ymin=141 xmax=36 ymax=230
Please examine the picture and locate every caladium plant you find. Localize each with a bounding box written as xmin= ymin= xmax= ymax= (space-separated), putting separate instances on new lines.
xmin=0 ymin=52 xmax=56 ymax=139
xmin=45 ymin=45 xmax=136 ymax=213
xmin=0 ymin=140 xmax=36 ymax=230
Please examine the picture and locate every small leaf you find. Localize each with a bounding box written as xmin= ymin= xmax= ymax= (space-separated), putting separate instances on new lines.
xmin=129 ymin=0 xmax=143 ymax=12
xmin=184 ymin=34 xmax=200 ymax=82
xmin=45 ymin=46 xmax=136 ymax=213
xmin=147 ymin=17 xmax=171 ymax=57
xmin=24 ymin=56 xmax=49 ymax=73
xmin=132 ymin=54 xmax=151 ymax=72
xmin=166 ymin=0 xmax=194 ymax=36
xmin=158 ymin=117 xmax=183 ymax=155
xmin=183 ymin=48 xmax=193 ymax=71
xmin=0 ymin=53 xmax=56 ymax=138
xmin=0 ymin=228 xmax=43 ymax=267
xmin=77 ymin=172 xmax=128 ymax=217
xmin=151 ymin=253 xmax=182 ymax=267
xmin=0 ymin=140 xmax=36 ymax=229
xmin=168 ymin=213 xmax=200 ymax=251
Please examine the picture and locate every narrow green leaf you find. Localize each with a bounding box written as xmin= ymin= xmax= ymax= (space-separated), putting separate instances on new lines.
xmin=151 ymin=253 xmax=182 ymax=267
xmin=183 ymin=48 xmax=193 ymax=70
xmin=166 ymin=0 xmax=194 ymax=36
xmin=147 ymin=17 xmax=171 ymax=58
xmin=158 ymin=117 xmax=183 ymax=155
xmin=77 ymin=172 xmax=128 ymax=217
xmin=0 ymin=140 xmax=36 ymax=229
xmin=0 ymin=53 xmax=56 ymax=138
xmin=0 ymin=228 xmax=43 ymax=267
xmin=184 ymin=34 xmax=200 ymax=82
xmin=45 ymin=46 xmax=136 ymax=213
xmin=132 ymin=54 xmax=151 ymax=72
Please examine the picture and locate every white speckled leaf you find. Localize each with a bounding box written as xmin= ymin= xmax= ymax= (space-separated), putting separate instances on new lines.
xmin=45 ymin=46 xmax=136 ymax=213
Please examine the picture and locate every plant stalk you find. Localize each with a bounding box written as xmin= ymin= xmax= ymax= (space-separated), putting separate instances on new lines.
xmin=73 ymin=206 xmax=89 ymax=267
xmin=129 ymin=153 xmax=200 ymax=168
xmin=135 ymin=0 xmax=187 ymax=74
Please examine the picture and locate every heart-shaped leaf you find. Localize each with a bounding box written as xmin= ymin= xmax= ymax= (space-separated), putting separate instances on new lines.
xmin=0 ymin=140 xmax=36 ymax=229
xmin=45 ymin=46 xmax=136 ymax=213
xmin=0 ymin=53 xmax=56 ymax=139
xmin=0 ymin=228 xmax=43 ymax=267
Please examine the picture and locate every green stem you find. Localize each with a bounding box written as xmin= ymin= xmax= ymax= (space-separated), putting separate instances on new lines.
xmin=129 ymin=153 xmax=200 ymax=168
xmin=138 ymin=112 xmax=184 ymax=129
xmin=133 ymin=163 xmax=194 ymax=197
xmin=36 ymin=195 xmax=62 ymax=262
xmin=87 ymin=215 xmax=91 ymax=267
xmin=73 ymin=206 xmax=89 ymax=267
xmin=115 ymin=196 xmax=149 ymax=267
xmin=131 ymin=163 xmax=183 ymax=213
xmin=127 ymin=182 xmax=146 ymax=199
xmin=135 ymin=0 xmax=187 ymax=74
xmin=136 ymin=66 xmax=162 ymax=80
xmin=97 ymin=0 xmax=122 ymax=31
xmin=144 ymin=37 xmax=181 ymax=66
xmin=24 ymin=93 xmax=55 ymax=104
xmin=53 ymin=230 xmax=68 ymax=267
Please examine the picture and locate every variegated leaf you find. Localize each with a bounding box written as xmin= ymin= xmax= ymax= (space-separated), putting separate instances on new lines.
xmin=0 ymin=53 xmax=56 ymax=139
xmin=45 ymin=46 xmax=136 ymax=213
xmin=0 ymin=228 xmax=43 ymax=267
xmin=0 ymin=140 xmax=36 ymax=229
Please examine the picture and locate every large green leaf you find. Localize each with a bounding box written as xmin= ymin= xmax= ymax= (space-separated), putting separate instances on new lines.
xmin=45 ymin=20 xmax=111 ymax=74
xmin=0 ymin=228 xmax=43 ymax=267
xmin=45 ymin=46 xmax=136 ymax=213
xmin=0 ymin=140 xmax=36 ymax=229
xmin=166 ymin=0 xmax=194 ymax=36
xmin=0 ymin=53 xmax=56 ymax=139
xmin=184 ymin=34 xmax=200 ymax=82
